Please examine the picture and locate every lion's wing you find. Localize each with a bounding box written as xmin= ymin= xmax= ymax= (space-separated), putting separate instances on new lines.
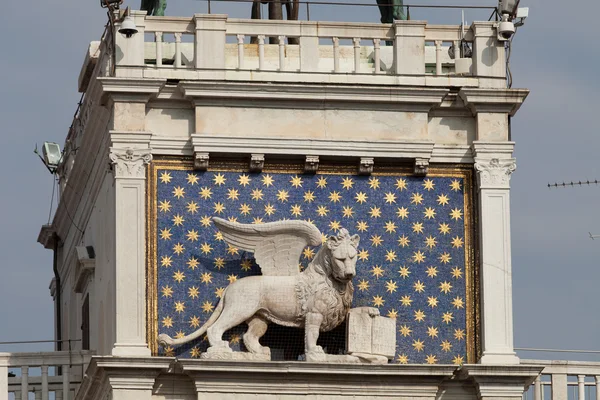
xmin=213 ymin=217 xmax=322 ymax=276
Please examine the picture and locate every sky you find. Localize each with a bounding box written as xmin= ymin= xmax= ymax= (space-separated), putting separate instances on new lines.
xmin=0 ymin=0 xmax=599 ymax=361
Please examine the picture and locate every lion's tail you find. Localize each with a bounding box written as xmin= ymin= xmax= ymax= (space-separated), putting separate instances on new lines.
xmin=157 ymin=296 xmax=225 ymax=347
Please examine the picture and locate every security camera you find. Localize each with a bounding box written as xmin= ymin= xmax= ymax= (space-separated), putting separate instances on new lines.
xmin=497 ymin=14 xmax=515 ymax=41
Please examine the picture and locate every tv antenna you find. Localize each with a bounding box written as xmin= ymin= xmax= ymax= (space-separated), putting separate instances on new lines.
xmin=548 ymin=179 xmax=600 ymax=239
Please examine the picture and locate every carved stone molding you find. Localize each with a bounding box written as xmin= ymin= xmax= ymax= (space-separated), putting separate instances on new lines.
xmin=195 ymin=152 xmax=209 ymax=171
xmin=414 ymin=158 xmax=429 ymax=176
xmin=474 ymin=158 xmax=516 ymax=189
xmin=304 ymin=156 xmax=319 ymax=174
xmin=358 ymin=158 xmax=374 ymax=176
xmin=109 ymin=148 xmax=152 ymax=179
xmin=250 ymin=154 xmax=265 ymax=173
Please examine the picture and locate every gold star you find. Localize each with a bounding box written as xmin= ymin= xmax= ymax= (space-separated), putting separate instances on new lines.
xmin=303 ymin=247 xmax=315 ymax=260
xmin=238 ymin=174 xmax=251 ymax=186
xmin=201 ymin=272 xmax=212 ymax=284
xmin=385 ymin=250 xmax=397 ymax=262
xmin=414 ymin=310 xmax=426 ymax=322
xmin=452 ymin=297 xmax=464 ymax=309
xmin=358 ymin=279 xmax=370 ymax=291
xmin=437 ymin=194 xmax=450 ymax=206
xmin=426 ymin=266 xmax=438 ymax=278
xmin=341 ymin=177 xmax=354 ymax=190
xmin=396 ymin=178 xmax=407 ymax=191
xmin=425 ymin=355 xmax=437 ymax=365
xmin=237 ymin=203 xmax=251 ymax=216
xmin=368 ymin=177 xmax=380 ymax=189
xmin=425 ymin=236 xmax=437 ymax=248
xmin=187 ymin=257 xmax=199 ymax=270
xmin=329 ymin=191 xmax=342 ymax=203
xmin=215 ymin=287 xmax=225 ymax=298
xmin=357 ymin=249 xmax=369 ymax=261
xmin=439 ymin=223 xmax=451 ymax=235
xmin=397 ymin=235 xmax=410 ymax=248
xmin=162 ymin=316 xmax=173 ymax=328
xmin=450 ymin=180 xmax=461 ymax=192
xmin=424 ymin=207 xmax=436 ymax=219
xmin=342 ymin=206 xmax=354 ymax=218
xmin=439 ymin=253 xmax=451 ymax=264
xmin=442 ymin=312 xmax=454 ymax=324
xmin=200 ymin=215 xmax=212 ymax=227
xmin=397 ymin=354 xmax=409 ymax=364
xmin=200 ymin=242 xmax=212 ymax=255
xmin=286 ymin=204 xmax=301 ymax=217
xmin=164 ymin=346 xmax=174 ymax=357
xmin=188 ymin=286 xmax=200 ymax=299
xmin=227 ymin=274 xmax=238 ymax=284
xmin=202 ymin=301 xmax=214 ymax=313
xmin=414 ymin=280 xmax=425 ymax=293
xmin=423 ymin=179 xmax=435 ymax=191
xmin=321 ymin=234 xmax=328 ymax=244
xmin=161 ymin=285 xmax=173 ymax=298
xmin=214 ymin=232 xmax=224 ymax=241
xmin=412 ymin=251 xmax=426 ymax=263
xmin=398 ymin=266 xmax=411 ymax=279
xmin=356 ymin=221 xmax=369 ymax=232
xmin=450 ymin=208 xmax=463 ymax=221
xmin=187 ymin=173 xmax=199 ymax=185
xmin=452 ymin=236 xmax=464 ymax=248
xmin=227 ymin=188 xmax=240 ymax=201
xmin=240 ymin=259 xmax=253 ymax=271
xmin=400 ymin=295 xmax=413 ymax=307
xmin=290 ymin=175 xmax=303 ymax=188
xmin=173 ymin=270 xmax=185 ymax=283
xmin=160 ymin=172 xmax=172 ymax=183
xmin=411 ymin=193 xmax=424 ymax=205
xmin=427 ymin=296 xmax=439 ymax=308
xmin=453 ymin=355 xmax=464 ymax=365
xmin=385 ymin=280 xmax=398 ymax=293
xmin=213 ymin=173 xmax=226 ymax=186
xmin=252 ymin=217 xmax=264 ymax=224
xmin=190 ymin=346 xmax=201 ymax=358
xmin=329 ymin=220 xmax=341 ymax=232
xmin=384 ymin=192 xmax=397 ymax=204
xmin=187 ymin=202 xmax=199 ymax=214
xmin=213 ymin=202 xmax=225 ymax=214
xmin=316 ymin=176 xmax=327 ymax=188
xmin=262 ymin=174 xmax=274 ymax=187
xmin=230 ymin=334 xmax=241 ymax=345
xmin=451 ymin=267 xmax=463 ymax=279
xmin=303 ymin=191 xmax=315 ymax=202
xmin=189 ymin=316 xmax=201 ymax=328
xmin=264 ymin=203 xmax=276 ymax=216
xmin=214 ymin=258 xmax=225 ymax=269
xmin=412 ymin=339 xmax=425 ymax=352
xmin=427 ymin=326 xmax=439 ymax=338
xmin=440 ymin=340 xmax=452 ymax=353
xmin=412 ymin=222 xmax=424 ymax=234
xmin=316 ymin=205 xmax=329 ymax=217
xmin=227 ymin=245 xmax=239 ymax=256
xmin=371 ymin=265 xmax=385 ymax=278
xmin=161 ymin=256 xmax=173 ymax=267
xmin=387 ymin=309 xmax=398 ymax=319
xmin=250 ymin=188 xmax=264 ymax=201
xmin=199 ymin=187 xmax=212 ymax=199
xmin=399 ymin=325 xmax=412 ymax=337
xmin=396 ymin=207 xmax=409 ymax=219
xmin=371 ymin=235 xmax=383 ymax=247
xmin=277 ymin=190 xmax=290 ymax=202
xmin=454 ymin=329 xmax=465 ymax=340
xmin=439 ymin=281 xmax=453 ymax=294
xmin=355 ymin=192 xmax=368 ymax=204
xmin=372 ymin=295 xmax=385 ymax=307
xmin=186 ymin=229 xmax=199 ymax=241
xmin=158 ymin=200 xmax=171 ymax=213
xmin=160 ymin=228 xmax=172 ymax=240
xmin=173 ymin=186 xmax=185 ymax=198
xmin=369 ymin=206 xmax=382 ymax=218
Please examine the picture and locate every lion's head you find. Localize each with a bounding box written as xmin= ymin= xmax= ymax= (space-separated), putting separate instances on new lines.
xmin=326 ymin=228 xmax=360 ymax=283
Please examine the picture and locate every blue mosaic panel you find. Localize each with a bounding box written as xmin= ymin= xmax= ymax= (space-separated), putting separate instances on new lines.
xmin=154 ymin=167 xmax=470 ymax=365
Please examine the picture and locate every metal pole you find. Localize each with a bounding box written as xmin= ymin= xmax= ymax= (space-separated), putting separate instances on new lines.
xmin=306 ymin=2 xmax=310 ymax=20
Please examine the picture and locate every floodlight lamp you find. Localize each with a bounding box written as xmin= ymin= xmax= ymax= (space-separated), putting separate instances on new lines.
xmin=42 ymin=142 xmax=62 ymax=169
xmin=498 ymin=0 xmax=518 ymax=16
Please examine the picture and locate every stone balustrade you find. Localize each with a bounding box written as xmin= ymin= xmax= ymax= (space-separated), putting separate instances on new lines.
xmin=522 ymin=360 xmax=600 ymax=400
xmin=0 ymin=351 xmax=94 ymax=400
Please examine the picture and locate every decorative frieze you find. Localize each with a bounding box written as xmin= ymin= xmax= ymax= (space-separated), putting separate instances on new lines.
xmin=109 ymin=148 xmax=152 ymax=179
xmin=414 ymin=158 xmax=429 ymax=176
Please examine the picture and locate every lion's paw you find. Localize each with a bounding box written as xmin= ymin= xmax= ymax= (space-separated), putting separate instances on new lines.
xmin=305 ymin=350 xmax=327 ymax=362
xmin=207 ymin=341 xmax=233 ymax=353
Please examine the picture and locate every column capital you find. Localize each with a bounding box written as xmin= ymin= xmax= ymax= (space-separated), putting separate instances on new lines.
xmin=109 ymin=148 xmax=152 ymax=179
xmin=474 ymin=158 xmax=516 ymax=189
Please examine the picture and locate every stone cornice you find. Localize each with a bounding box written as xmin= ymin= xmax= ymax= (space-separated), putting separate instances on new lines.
xmin=459 ymin=364 xmax=544 ymax=398
xmin=37 ymin=224 xmax=57 ymax=250
xmin=459 ymin=88 xmax=529 ymax=116
xmin=99 ymin=77 xmax=166 ymax=106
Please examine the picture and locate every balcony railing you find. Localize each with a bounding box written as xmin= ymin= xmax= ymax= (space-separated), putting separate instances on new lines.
xmin=522 ymin=360 xmax=600 ymax=400
xmin=0 ymin=351 xmax=94 ymax=400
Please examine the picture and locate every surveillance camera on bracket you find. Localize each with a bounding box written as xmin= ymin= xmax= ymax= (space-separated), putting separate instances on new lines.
xmin=497 ymin=14 xmax=515 ymax=41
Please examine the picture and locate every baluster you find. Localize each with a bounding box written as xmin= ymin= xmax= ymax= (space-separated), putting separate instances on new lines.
xmin=373 ymin=39 xmax=381 ymax=74
xmin=62 ymin=364 xmax=69 ymax=400
xmin=579 ymin=375 xmax=586 ymax=400
xmin=258 ymin=35 xmax=265 ymax=71
xmin=20 ymin=367 xmax=28 ymax=400
xmin=278 ymin=36 xmax=285 ymax=71
xmin=595 ymin=376 xmax=600 ymax=400
xmin=34 ymin=389 xmax=41 ymax=400
xmin=55 ymin=388 xmax=62 ymax=400
xmin=534 ymin=375 xmax=542 ymax=400
xmin=353 ymin=38 xmax=361 ymax=73
xmin=174 ymin=33 xmax=182 ymax=69
xmin=155 ymin=32 xmax=163 ymax=67
xmin=41 ymin=366 xmax=49 ymax=400
xmin=14 ymin=391 xmax=21 ymax=400
xmin=332 ymin=37 xmax=340 ymax=73
xmin=237 ymin=34 xmax=245 ymax=69
xmin=435 ymin=40 xmax=443 ymax=76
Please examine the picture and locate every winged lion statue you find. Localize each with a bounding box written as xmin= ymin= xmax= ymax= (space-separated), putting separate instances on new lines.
xmin=158 ymin=217 xmax=360 ymax=360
